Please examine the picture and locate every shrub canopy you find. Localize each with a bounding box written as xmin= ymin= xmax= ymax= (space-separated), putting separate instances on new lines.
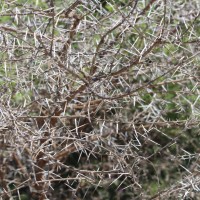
xmin=0 ymin=0 xmax=200 ymax=199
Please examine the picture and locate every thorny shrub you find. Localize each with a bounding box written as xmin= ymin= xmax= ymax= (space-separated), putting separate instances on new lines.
xmin=0 ymin=0 xmax=200 ymax=199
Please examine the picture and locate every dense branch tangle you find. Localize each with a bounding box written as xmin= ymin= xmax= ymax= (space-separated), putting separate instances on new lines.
xmin=0 ymin=0 xmax=200 ymax=199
